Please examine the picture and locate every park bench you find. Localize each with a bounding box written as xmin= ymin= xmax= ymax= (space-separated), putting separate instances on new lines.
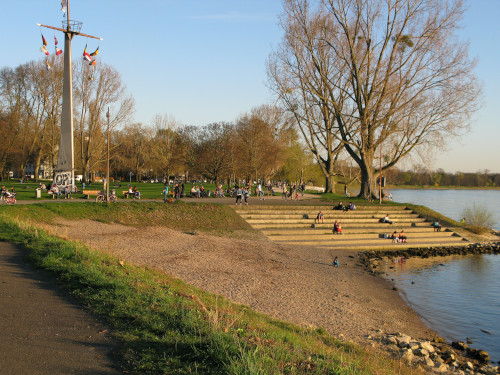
xmin=82 ymin=190 xmax=102 ymax=201
xmin=122 ymin=190 xmax=135 ymax=198
xmin=122 ymin=190 xmax=141 ymax=199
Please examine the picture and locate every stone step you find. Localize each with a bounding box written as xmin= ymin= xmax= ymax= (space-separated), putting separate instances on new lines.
xmin=239 ymin=213 xmax=421 ymax=219
xmin=266 ymin=231 xmax=456 ymax=241
xmin=314 ymin=241 xmax=469 ymax=251
xmin=276 ymin=236 xmax=466 ymax=246
xmin=250 ymin=222 xmax=434 ymax=229
xmin=233 ymin=205 xmax=408 ymax=212
xmin=245 ymin=217 xmax=427 ymax=224
xmin=262 ymin=227 xmax=444 ymax=235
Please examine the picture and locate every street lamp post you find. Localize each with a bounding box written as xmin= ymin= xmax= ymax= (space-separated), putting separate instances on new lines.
xmin=106 ymin=107 xmax=110 ymax=203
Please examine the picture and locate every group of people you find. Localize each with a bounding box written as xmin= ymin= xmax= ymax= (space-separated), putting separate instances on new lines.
xmin=48 ymin=183 xmax=72 ymax=199
xmin=190 ymin=185 xmax=208 ymax=198
xmin=1 ymin=186 xmax=16 ymax=199
xmin=332 ymin=201 xmax=356 ymax=211
xmin=234 ymin=185 xmax=251 ymax=205
xmin=391 ymin=230 xmax=407 ymax=243
xmin=280 ymin=183 xmax=303 ymax=201
xmin=125 ymin=186 xmax=141 ymax=199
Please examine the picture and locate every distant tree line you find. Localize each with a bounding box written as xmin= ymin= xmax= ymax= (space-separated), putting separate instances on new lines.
xmin=385 ymin=168 xmax=500 ymax=188
xmin=1 ymin=57 xmax=332 ymax=185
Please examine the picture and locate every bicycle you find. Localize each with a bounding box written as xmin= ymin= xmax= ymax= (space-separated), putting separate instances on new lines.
xmin=96 ymin=192 xmax=117 ymax=203
xmin=1 ymin=193 xmax=16 ymax=205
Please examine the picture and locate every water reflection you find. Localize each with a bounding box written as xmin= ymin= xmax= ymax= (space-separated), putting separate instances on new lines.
xmin=383 ymin=254 xmax=500 ymax=362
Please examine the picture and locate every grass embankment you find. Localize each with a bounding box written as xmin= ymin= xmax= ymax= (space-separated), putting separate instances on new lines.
xmin=0 ymin=202 xmax=419 ymax=375
xmin=7 ymin=200 xmax=255 ymax=238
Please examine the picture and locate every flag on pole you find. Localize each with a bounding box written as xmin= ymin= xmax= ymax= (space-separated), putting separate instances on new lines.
xmin=83 ymin=49 xmax=92 ymax=62
xmin=56 ymin=47 xmax=63 ymax=56
xmin=89 ymin=59 xmax=97 ymax=66
xmin=61 ymin=0 xmax=67 ymax=13
xmin=89 ymin=47 xmax=99 ymax=57
xmin=40 ymin=45 xmax=50 ymax=56
xmin=54 ymin=36 xmax=59 ymax=46
xmin=46 ymin=60 xmax=51 ymax=71
xmin=41 ymin=34 xmax=48 ymax=46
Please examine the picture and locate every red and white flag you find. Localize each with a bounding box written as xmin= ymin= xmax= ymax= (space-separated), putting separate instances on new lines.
xmin=83 ymin=46 xmax=92 ymax=62
xmin=40 ymin=45 xmax=50 ymax=56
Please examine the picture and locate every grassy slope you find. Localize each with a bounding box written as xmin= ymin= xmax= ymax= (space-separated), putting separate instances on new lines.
xmin=0 ymin=202 xmax=422 ymax=374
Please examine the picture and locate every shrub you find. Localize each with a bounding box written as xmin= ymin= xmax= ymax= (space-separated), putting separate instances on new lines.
xmin=461 ymin=204 xmax=496 ymax=234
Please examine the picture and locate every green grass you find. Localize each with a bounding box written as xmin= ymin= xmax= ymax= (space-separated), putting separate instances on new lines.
xmin=0 ymin=202 xmax=420 ymax=375
xmin=0 ymin=201 xmax=256 ymax=238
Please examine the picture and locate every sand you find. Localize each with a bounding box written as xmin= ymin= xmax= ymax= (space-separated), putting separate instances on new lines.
xmin=43 ymin=218 xmax=436 ymax=346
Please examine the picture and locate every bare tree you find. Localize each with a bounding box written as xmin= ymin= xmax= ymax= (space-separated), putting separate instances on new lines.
xmin=192 ymin=122 xmax=234 ymax=183
xmin=74 ymin=61 xmax=134 ymax=182
xmin=149 ymin=113 xmax=180 ymax=181
xmin=235 ymin=105 xmax=291 ymax=183
xmin=269 ymin=0 xmax=481 ymax=198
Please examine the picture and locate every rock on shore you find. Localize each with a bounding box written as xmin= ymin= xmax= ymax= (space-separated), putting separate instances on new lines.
xmin=368 ymin=331 xmax=499 ymax=374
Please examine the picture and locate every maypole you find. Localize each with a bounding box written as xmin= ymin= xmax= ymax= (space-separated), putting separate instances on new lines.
xmin=37 ymin=0 xmax=102 ymax=190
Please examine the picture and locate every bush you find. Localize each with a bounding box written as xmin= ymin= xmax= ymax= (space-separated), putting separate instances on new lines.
xmin=461 ymin=204 xmax=496 ymax=234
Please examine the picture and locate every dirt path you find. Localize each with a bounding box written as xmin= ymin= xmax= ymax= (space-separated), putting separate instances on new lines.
xmin=0 ymin=241 xmax=119 ymax=375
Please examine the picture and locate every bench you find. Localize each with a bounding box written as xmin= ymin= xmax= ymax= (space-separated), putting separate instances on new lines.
xmin=122 ymin=190 xmax=140 ymax=199
xmin=82 ymin=190 xmax=102 ymax=200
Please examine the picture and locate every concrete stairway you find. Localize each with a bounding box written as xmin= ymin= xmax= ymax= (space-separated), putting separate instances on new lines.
xmin=233 ymin=205 xmax=468 ymax=251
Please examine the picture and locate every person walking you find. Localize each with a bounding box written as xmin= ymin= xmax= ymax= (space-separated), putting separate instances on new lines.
xmin=174 ymin=183 xmax=180 ymax=200
xmin=332 ymin=256 xmax=339 ymax=267
xmin=281 ymin=183 xmax=288 ymax=200
xmin=163 ymin=185 xmax=169 ymax=203
xmin=243 ymin=186 xmax=250 ymax=205
xmin=235 ymin=186 xmax=243 ymax=205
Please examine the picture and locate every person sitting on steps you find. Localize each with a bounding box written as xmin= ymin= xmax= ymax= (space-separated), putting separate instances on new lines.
xmin=382 ymin=214 xmax=393 ymax=224
xmin=433 ymin=220 xmax=442 ymax=232
xmin=333 ymin=220 xmax=343 ymax=234
xmin=315 ymin=210 xmax=324 ymax=224
xmin=391 ymin=231 xmax=399 ymax=243
xmin=399 ymin=230 xmax=407 ymax=243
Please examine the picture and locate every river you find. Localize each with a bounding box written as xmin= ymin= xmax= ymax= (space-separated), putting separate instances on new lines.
xmin=390 ymin=188 xmax=500 ymax=230
xmin=384 ymin=189 xmax=500 ymax=363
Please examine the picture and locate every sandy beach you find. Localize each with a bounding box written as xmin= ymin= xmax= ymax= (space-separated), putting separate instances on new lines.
xmin=46 ymin=219 xmax=437 ymax=346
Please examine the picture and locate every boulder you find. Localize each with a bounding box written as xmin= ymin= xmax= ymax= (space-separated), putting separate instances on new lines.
xmin=384 ymin=336 xmax=398 ymax=345
xmin=419 ymin=341 xmax=435 ymax=353
xmin=397 ymin=335 xmax=412 ymax=348
xmin=414 ymin=348 xmax=429 ymax=357
xmin=464 ymin=361 xmax=474 ymax=370
xmin=408 ymin=342 xmax=420 ymax=350
xmin=434 ymin=363 xmax=449 ymax=373
xmin=401 ymin=349 xmax=415 ymax=364
xmin=467 ymin=348 xmax=490 ymax=363
xmin=452 ymin=341 xmax=468 ymax=351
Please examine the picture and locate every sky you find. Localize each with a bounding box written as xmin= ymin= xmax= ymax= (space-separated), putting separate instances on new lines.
xmin=1 ymin=0 xmax=499 ymax=173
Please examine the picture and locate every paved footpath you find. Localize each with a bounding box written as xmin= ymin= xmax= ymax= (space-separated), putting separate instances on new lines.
xmin=0 ymin=241 xmax=119 ymax=375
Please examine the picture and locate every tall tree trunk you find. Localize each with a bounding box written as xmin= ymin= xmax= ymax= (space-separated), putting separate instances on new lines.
xmin=325 ymin=175 xmax=336 ymax=194
xmin=357 ymin=152 xmax=378 ymax=199
xmin=34 ymin=153 xmax=42 ymax=182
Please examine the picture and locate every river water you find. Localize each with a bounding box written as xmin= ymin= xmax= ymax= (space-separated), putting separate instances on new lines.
xmin=384 ymin=189 xmax=500 ymax=363
xmin=390 ymin=189 xmax=500 ymax=230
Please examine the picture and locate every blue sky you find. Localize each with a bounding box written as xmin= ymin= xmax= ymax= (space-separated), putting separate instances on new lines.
xmin=1 ymin=0 xmax=499 ymax=173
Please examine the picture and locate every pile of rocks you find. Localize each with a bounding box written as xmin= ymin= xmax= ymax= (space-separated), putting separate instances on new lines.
xmin=367 ymin=331 xmax=499 ymax=374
